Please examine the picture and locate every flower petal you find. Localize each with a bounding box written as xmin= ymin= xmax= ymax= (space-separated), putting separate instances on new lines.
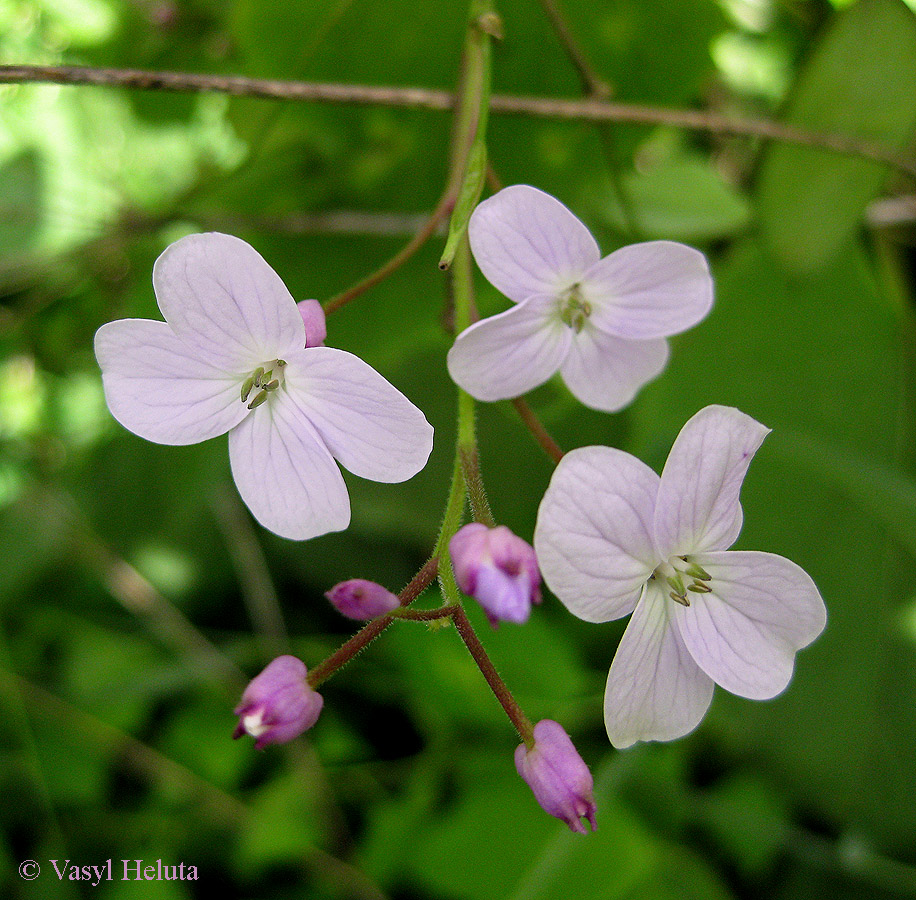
xmin=654 ymin=405 xmax=771 ymax=556
xmin=95 ymin=319 xmax=248 ymax=445
xmin=558 ymin=329 xmax=669 ymax=413
xmin=671 ymin=550 xmax=826 ymax=700
xmin=153 ymin=233 xmax=306 ymax=370
xmin=535 ymin=446 xmax=659 ymax=623
xmin=582 ymin=241 xmax=713 ymax=340
xmin=468 ymin=185 xmax=600 ymax=302
xmin=228 ymin=389 xmax=350 ymax=540
xmin=605 ymin=584 xmax=714 ymax=749
xmin=281 ymin=347 xmax=433 ymax=482
xmin=447 ymin=295 xmax=572 ymax=401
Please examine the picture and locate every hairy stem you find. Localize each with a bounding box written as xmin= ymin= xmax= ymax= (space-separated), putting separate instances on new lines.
xmin=451 ymin=605 xmax=534 ymax=745
xmin=306 ymin=557 xmax=440 ymax=688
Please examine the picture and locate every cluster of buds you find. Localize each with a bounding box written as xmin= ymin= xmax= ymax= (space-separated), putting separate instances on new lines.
xmin=234 ymin=529 xmax=597 ymax=834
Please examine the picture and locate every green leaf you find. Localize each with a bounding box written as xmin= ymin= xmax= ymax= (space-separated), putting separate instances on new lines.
xmin=757 ymin=0 xmax=916 ymax=272
xmin=596 ymin=156 xmax=752 ymax=242
xmin=770 ymin=429 xmax=916 ymax=561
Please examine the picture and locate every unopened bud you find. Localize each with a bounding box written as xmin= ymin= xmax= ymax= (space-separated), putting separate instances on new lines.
xmin=449 ymin=523 xmax=541 ymax=626
xmin=325 ymin=578 xmax=400 ymax=620
xmin=297 ymin=299 xmax=327 ymax=348
xmin=515 ymin=720 xmax=597 ymax=834
xmin=233 ymin=655 xmax=323 ymax=750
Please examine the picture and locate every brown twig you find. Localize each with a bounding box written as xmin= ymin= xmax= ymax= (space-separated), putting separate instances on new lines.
xmin=511 ymin=397 xmax=564 ymax=464
xmin=323 ymin=197 xmax=453 ymax=315
xmin=2 ymin=64 xmax=914 ymax=177
xmin=536 ymin=0 xmax=612 ymax=98
xmin=451 ymin=605 xmax=534 ymax=744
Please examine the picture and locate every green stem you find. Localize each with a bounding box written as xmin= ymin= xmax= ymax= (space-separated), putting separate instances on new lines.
xmin=452 ymin=235 xmax=496 ymax=526
xmin=434 ymin=452 xmax=468 ymax=606
xmin=439 ymin=0 xmax=498 ymax=269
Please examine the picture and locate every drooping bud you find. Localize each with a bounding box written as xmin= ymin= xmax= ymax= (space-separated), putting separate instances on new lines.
xmin=233 ymin=655 xmax=323 ymax=750
xmin=297 ymin=299 xmax=327 ymax=348
xmin=449 ymin=523 xmax=541 ymax=626
xmin=515 ymin=720 xmax=597 ymax=834
xmin=325 ymin=578 xmax=401 ymax=620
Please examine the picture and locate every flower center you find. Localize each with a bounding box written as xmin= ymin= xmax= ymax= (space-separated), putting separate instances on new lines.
xmin=651 ymin=556 xmax=712 ymax=607
xmin=558 ymin=285 xmax=591 ymax=333
xmin=240 ymin=359 xmax=287 ymax=410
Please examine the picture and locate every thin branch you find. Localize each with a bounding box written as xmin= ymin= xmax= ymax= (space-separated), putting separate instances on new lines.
xmin=536 ymin=0 xmax=612 ymax=98
xmin=2 ymin=64 xmax=914 ymax=177
xmin=451 ymin=605 xmax=534 ymax=745
xmin=306 ymin=557 xmax=439 ymax=688
xmin=511 ymin=397 xmax=564 ymax=464
xmin=323 ymin=196 xmax=453 ymax=314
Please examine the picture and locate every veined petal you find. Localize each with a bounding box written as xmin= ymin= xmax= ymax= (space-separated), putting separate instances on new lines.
xmin=228 ymin=389 xmax=350 ymax=540
xmin=95 ymin=319 xmax=248 ymax=445
xmin=582 ymin=241 xmax=713 ymax=340
xmin=671 ymin=550 xmax=826 ymax=700
xmin=468 ymin=185 xmax=600 ymax=302
xmin=654 ymin=405 xmax=770 ymax=556
xmin=447 ymin=295 xmax=572 ymax=401
xmin=153 ymin=233 xmax=306 ymax=370
xmin=535 ymin=446 xmax=659 ymax=623
xmin=281 ymin=347 xmax=433 ymax=482
xmin=559 ymin=329 xmax=669 ymax=413
xmin=605 ymin=584 xmax=714 ymax=749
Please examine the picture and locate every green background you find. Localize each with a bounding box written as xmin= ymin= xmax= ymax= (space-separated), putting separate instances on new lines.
xmin=2 ymin=0 xmax=916 ymax=897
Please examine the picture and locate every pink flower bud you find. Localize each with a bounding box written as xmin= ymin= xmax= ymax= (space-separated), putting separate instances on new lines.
xmin=297 ymin=299 xmax=327 ymax=347
xmin=449 ymin=523 xmax=541 ymax=626
xmin=233 ymin=655 xmax=323 ymax=750
xmin=515 ymin=720 xmax=597 ymax=834
xmin=325 ymin=578 xmax=401 ymax=620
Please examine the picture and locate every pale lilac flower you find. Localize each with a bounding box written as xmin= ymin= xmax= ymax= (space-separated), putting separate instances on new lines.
xmin=447 ymin=185 xmax=714 ymax=412
xmin=95 ymin=233 xmax=433 ymax=540
xmin=534 ymin=405 xmax=826 ymax=749
xmin=325 ymin=578 xmax=401 ymax=620
xmin=515 ymin=719 xmax=597 ymax=833
xmin=449 ymin=523 xmax=541 ymax=626
xmin=233 ymin=655 xmax=323 ymax=750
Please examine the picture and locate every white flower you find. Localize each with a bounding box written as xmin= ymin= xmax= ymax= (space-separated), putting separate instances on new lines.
xmin=95 ymin=233 xmax=433 ymax=540
xmin=534 ymin=405 xmax=826 ymax=748
xmin=447 ymin=185 xmax=714 ymax=412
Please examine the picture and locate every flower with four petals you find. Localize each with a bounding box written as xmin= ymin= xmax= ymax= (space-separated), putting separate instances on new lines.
xmin=447 ymin=185 xmax=714 ymax=412
xmin=534 ymin=405 xmax=826 ymax=748
xmin=95 ymin=232 xmax=433 ymax=540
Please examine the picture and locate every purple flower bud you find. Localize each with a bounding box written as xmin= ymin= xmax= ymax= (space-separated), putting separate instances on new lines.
xmin=325 ymin=578 xmax=401 ymax=620
xmin=233 ymin=655 xmax=323 ymax=750
xmin=515 ymin=720 xmax=597 ymax=834
xmin=297 ymin=299 xmax=327 ymax=347
xmin=449 ymin=523 xmax=541 ymax=626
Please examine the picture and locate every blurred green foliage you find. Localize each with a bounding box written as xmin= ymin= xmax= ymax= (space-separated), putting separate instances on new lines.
xmin=2 ymin=0 xmax=916 ymax=898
